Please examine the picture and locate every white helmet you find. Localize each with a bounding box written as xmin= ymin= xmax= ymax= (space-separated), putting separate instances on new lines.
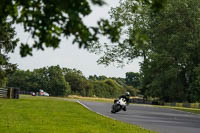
xmin=125 ymin=92 xmax=130 ymax=96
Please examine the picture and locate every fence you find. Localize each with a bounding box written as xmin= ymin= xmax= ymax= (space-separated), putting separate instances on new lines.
xmin=131 ymin=98 xmax=200 ymax=109
xmin=0 ymin=88 xmax=20 ymax=99
xmin=0 ymin=88 xmax=8 ymax=98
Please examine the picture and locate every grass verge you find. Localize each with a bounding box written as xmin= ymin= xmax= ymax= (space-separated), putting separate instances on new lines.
xmin=0 ymin=95 xmax=156 ymax=133
xmin=154 ymin=105 xmax=200 ymax=114
xmin=67 ymin=95 xmax=114 ymax=103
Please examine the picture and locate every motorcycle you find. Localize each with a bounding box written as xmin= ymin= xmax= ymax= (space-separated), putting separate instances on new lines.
xmin=111 ymin=98 xmax=127 ymax=113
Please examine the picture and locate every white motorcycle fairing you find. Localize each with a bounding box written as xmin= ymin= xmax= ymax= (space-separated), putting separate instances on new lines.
xmin=111 ymin=98 xmax=127 ymax=113
xmin=117 ymin=98 xmax=127 ymax=106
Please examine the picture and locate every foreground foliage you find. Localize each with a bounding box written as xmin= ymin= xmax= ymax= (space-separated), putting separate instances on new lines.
xmin=0 ymin=95 xmax=156 ymax=133
xmin=0 ymin=0 xmax=167 ymax=57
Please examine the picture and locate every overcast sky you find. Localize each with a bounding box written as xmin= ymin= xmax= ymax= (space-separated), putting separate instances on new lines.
xmin=8 ymin=0 xmax=140 ymax=78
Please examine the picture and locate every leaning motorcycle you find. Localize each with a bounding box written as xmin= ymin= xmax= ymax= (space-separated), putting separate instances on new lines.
xmin=111 ymin=98 xmax=127 ymax=113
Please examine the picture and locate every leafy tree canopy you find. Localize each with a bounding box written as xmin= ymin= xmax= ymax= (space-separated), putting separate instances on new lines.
xmin=125 ymin=72 xmax=140 ymax=88
xmin=0 ymin=0 xmax=167 ymax=57
xmin=97 ymin=0 xmax=200 ymax=102
xmin=0 ymin=22 xmax=17 ymax=87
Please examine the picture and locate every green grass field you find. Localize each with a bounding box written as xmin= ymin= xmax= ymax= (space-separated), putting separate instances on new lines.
xmin=0 ymin=95 xmax=156 ymax=133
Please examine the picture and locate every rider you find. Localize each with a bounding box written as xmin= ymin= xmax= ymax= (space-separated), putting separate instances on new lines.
xmin=118 ymin=91 xmax=130 ymax=111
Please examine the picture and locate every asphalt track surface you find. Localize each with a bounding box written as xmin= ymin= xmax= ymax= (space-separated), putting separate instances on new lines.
xmin=79 ymin=101 xmax=200 ymax=133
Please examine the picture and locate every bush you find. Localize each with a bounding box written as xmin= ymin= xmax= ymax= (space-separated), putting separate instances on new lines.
xmin=92 ymin=79 xmax=124 ymax=98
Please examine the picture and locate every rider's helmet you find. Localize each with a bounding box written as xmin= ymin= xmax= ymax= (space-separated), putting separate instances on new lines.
xmin=125 ymin=91 xmax=130 ymax=97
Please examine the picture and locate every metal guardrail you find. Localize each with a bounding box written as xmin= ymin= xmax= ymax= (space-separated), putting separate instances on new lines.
xmin=0 ymin=88 xmax=8 ymax=98
xmin=0 ymin=88 xmax=20 ymax=99
xmin=131 ymin=98 xmax=200 ymax=109
xmin=164 ymin=102 xmax=200 ymax=109
xmin=130 ymin=98 xmax=152 ymax=104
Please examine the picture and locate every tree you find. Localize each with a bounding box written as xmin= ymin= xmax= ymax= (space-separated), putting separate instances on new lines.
xmin=0 ymin=22 xmax=17 ymax=87
xmin=0 ymin=0 xmax=168 ymax=57
xmin=92 ymin=79 xmax=124 ymax=98
xmin=89 ymin=75 xmax=107 ymax=81
xmin=125 ymin=72 xmax=140 ymax=88
xmin=7 ymin=70 xmax=33 ymax=91
xmin=0 ymin=0 xmax=121 ymax=57
xmin=8 ymin=66 xmax=71 ymax=96
xmin=64 ymin=68 xmax=87 ymax=96
xmin=141 ymin=0 xmax=200 ymax=102
xmin=111 ymin=77 xmax=126 ymax=87
xmin=47 ymin=66 xmax=71 ymax=96
xmin=31 ymin=68 xmax=49 ymax=92
xmin=97 ymin=0 xmax=200 ymax=102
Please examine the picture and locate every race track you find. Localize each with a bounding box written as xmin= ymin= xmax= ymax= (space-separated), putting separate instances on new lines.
xmin=79 ymin=101 xmax=200 ymax=133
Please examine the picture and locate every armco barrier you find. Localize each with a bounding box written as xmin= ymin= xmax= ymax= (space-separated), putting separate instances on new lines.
xmin=190 ymin=103 xmax=200 ymax=108
xmin=131 ymin=98 xmax=200 ymax=109
xmin=171 ymin=103 xmax=176 ymax=106
xmin=165 ymin=102 xmax=200 ymax=109
xmin=0 ymin=88 xmax=8 ymax=98
xmin=176 ymin=103 xmax=183 ymax=107
xmin=130 ymin=98 xmax=152 ymax=104
xmin=0 ymin=88 xmax=20 ymax=99
xmin=183 ymin=103 xmax=191 ymax=108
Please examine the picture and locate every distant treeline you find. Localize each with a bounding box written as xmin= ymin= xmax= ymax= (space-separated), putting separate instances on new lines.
xmin=7 ymin=65 xmax=139 ymax=98
xmin=6 ymin=64 xmax=200 ymax=103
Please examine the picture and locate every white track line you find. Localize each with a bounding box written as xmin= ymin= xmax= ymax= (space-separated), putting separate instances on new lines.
xmin=76 ymin=100 xmax=150 ymax=131
xmin=76 ymin=100 xmax=117 ymax=121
